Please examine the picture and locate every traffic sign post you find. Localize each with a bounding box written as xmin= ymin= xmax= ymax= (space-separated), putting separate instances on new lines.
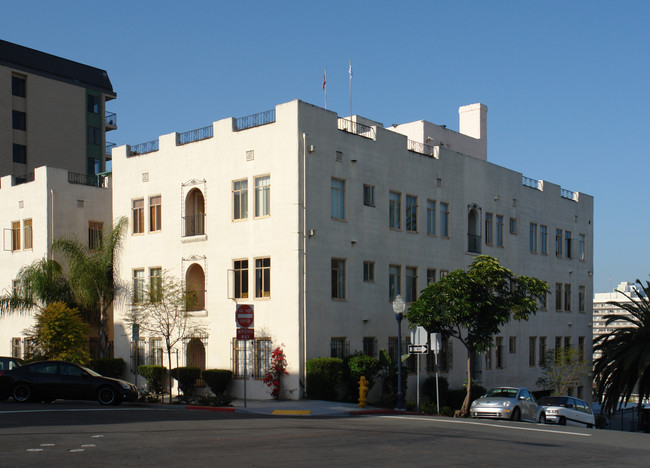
xmin=235 ymin=304 xmax=254 ymax=408
xmin=236 ymin=304 xmax=254 ymax=328
xmin=409 ymin=326 xmax=430 ymax=411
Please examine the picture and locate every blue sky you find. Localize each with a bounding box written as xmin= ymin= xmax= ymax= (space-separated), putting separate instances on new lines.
xmin=2 ymin=0 xmax=648 ymax=293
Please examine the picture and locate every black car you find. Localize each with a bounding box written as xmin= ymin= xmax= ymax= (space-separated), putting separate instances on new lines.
xmin=0 ymin=356 xmax=23 ymax=371
xmin=0 ymin=360 xmax=138 ymax=405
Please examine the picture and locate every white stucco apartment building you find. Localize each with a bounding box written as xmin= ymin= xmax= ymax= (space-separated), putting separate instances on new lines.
xmin=0 ymin=166 xmax=112 ymax=357
xmin=111 ymin=99 xmax=594 ymax=400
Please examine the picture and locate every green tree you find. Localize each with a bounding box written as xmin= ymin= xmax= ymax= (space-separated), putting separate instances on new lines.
xmin=53 ymin=217 xmax=127 ymax=358
xmin=406 ymin=256 xmax=548 ymax=416
xmin=126 ymin=272 xmax=205 ymax=403
xmin=593 ymin=280 xmax=650 ymax=414
xmin=25 ymin=301 xmax=90 ymax=364
xmin=536 ymin=348 xmax=591 ymax=395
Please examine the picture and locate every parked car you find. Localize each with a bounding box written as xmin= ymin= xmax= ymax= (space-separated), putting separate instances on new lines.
xmin=538 ymin=396 xmax=595 ymax=427
xmin=0 ymin=360 xmax=138 ymax=405
xmin=470 ymin=387 xmax=540 ymax=422
xmin=0 ymin=357 xmax=24 ymax=400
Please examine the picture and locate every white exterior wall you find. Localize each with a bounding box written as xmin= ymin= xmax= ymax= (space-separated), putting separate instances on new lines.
xmin=111 ymin=99 xmax=593 ymax=401
xmin=0 ymin=166 xmax=112 ymax=356
xmin=592 ymin=282 xmax=639 ymax=361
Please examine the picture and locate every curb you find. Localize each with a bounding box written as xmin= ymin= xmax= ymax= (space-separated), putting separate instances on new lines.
xmin=186 ymin=405 xmax=236 ymax=413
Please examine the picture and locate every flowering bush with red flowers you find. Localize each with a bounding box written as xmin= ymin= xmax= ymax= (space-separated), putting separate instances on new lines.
xmin=263 ymin=345 xmax=288 ymax=399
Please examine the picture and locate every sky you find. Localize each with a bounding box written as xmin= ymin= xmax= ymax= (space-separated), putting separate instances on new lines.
xmin=2 ymin=0 xmax=648 ymax=293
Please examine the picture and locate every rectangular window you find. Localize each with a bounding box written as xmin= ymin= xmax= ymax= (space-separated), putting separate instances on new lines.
xmin=539 ymin=289 xmax=548 ymax=311
xmin=255 ymin=175 xmax=271 ymax=217
xmin=426 ymin=200 xmax=436 ymax=235
xmin=440 ymin=270 xmax=449 ymax=279
xmin=555 ymin=283 xmax=563 ymax=311
xmin=496 ymin=215 xmax=504 ymax=247
xmin=555 ymin=336 xmax=562 ymax=350
xmin=23 ymin=219 xmax=32 ymax=250
xmin=439 ymin=202 xmax=449 ymax=237
xmin=12 ymin=338 xmax=22 ymax=359
xmin=578 ymin=234 xmax=586 ymax=261
xmin=255 ymin=257 xmax=271 ymax=298
xmin=406 ymin=195 xmax=417 ymax=232
xmin=565 ymin=231 xmax=572 ymax=259
xmin=363 ymin=337 xmax=377 ymax=357
xmin=540 ymin=225 xmax=548 ymax=255
xmin=87 ymin=94 xmax=100 ymax=114
xmin=255 ymin=339 xmax=273 ymax=379
xmin=331 ymin=178 xmax=345 ymax=220
xmin=87 ymin=125 xmax=100 ymax=145
xmin=405 ymin=267 xmax=417 ymax=303
xmin=509 ymin=336 xmax=517 ymax=354
xmin=330 ymin=337 xmax=347 ymax=359
xmin=426 ymin=268 xmax=436 ymax=285
xmin=389 ymin=265 xmax=401 ymax=301
xmin=234 ymin=260 xmax=249 ymax=299
xmin=485 ymin=213 xmax=493 ymax=245
xmin=539 ymin=336 xmax=547 ymax=366
xmin=132 ymin=199 xmax=144 ymax=234
xmin=564 ymin=283 xmax=572 ymax=311
xmin=133 ymin=269 xmax=144 ymax=304
xmin=149 ymin=338 xmax=163 ymax=366
xmin=331 ymin=258 xmax=346 ymax=299
xmin=578 ymin=336 xmax=585 ymax=360
xmin=529 ymin=337 xmax=537 ymax=366
xmin=363 ymin=184 xmax=375 ymax=207
xmin=529 ymin=223 xmax=537 ymax=253
xmin=88 ymin=221 xmax=103 ymax=251
xmin=495 ymin=337 xmax=504 ymax=369
xmin=13 ymin=144 xmax=26 ymax=164
xmin=233 ymin=338 xmax=272 ymax=379
xmin=555 ymin=229 xmax=563 ymax=257
xmin=149 ymin=196 xmax=162 ymax=232
xmin=564 ymin=336 xmax=571 ymax=349
xmin=149 ymin=268 xmax=162 ymax=302
xmin=388 ymin=337 xmax=399 ymax=364
xmin=11 ymin=221 xmax=20 ymax=251
xmin=363 ymin=261 xmax=375 ymax=282
xmin=510 ymin=218 xmax=517 ymax=235
xmin=389 ymin=191 xmax=401 ymax=229
xmin=12 ymin=75 xmax=26 ymax=97
xmin=578 ymin=285 xmax=585 ymax=313
xmin=484 ymin=346 xmax=492 ymax=370
xmin=12 ymin=110 xmax=26 ymax=131
xmin=233 ymin=179 xmax=248 ymax=220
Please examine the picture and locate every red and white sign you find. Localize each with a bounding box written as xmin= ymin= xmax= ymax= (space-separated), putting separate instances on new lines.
xmin=237 ymin=328 xmax=254 ymax=341
xmin=236 ymin=304 xmax=254 ymax=328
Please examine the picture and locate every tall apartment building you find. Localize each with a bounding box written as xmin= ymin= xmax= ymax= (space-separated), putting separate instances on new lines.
xmin=0 ymin=39 xmax=117 ymax=181
xmin=110 ymin=99 xmax=594 ymax=400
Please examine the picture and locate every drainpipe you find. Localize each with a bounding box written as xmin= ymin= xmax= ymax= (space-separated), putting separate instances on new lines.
xmin=301 ymin=132 xmax=308 ymax=398
xmin=49 ymin=189 xmax=54 ymax=260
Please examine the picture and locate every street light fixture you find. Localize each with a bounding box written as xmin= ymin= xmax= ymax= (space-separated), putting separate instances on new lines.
xmin=392 ymin=294 xmax=406 ymax=410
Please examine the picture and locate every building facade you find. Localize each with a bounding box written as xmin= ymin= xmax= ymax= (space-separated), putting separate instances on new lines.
xmin=0 ymin=39 xmax=117 ymax=181
xmin=110 ymin=99 xmax=594 ymax=400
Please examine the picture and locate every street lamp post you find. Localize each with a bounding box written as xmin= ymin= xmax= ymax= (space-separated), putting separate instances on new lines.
xmin=392 ymin=294 xmax=406 ymax=411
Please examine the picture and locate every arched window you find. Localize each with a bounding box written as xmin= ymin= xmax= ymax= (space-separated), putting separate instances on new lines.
xmin=184 ymin=188 xmax=205 ymax=237
xmin=186 ymin=263 xmax=206 ymax=311
xmin=468 ymin=205 xmax=481 ymax=253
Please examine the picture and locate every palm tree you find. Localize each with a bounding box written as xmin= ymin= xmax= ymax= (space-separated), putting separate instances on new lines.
xmin=0 ymin=258 xmax=72 ymax=315
xmin=53 ymin=217 xmax=127 ymax=358
xmin=593 ymin=280 xmax=650 ymax=414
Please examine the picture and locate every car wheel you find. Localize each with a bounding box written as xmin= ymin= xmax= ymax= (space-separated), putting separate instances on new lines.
xmin=511 ymin=407 xmax=521 ymax=421
xmin=13 ymin=383 xmax=32 ymax=403
xmin=559 ymin=416 xmax=566 ymax=426
xmin=539 ymin=412 xmax=547 ymax=424
xmin=98 ymin=386 xmax=118 ymax=406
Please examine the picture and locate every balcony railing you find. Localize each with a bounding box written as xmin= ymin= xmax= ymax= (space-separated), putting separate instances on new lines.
xmin=68 ymin=172 xmax=107 ymax=188
xmin=337 ymin=118 xmax=375 ymax=139
xmin=183 ymin=214 xmax=206 ymax=237
xmin=178 ymin=125 xmax=213 ymax=145
xmin=128 ymin=139 xmax=159 ymax=157
xmin=407 ymin=139 xmax=435 ymax=156
xmin=468 ymin=234 xmax=481 ymax=254
xmin=235 ymin=109 xmax=276 ymax=131
xmin=561 ymin=188 xmax=579 ymax=202
xmin=106 ymin=141 xmax=116 ymax=155
xmin=105 ymin=111 xmax=117 ymax=128
xmin=522 ymin=175 xmax=543 ymax=191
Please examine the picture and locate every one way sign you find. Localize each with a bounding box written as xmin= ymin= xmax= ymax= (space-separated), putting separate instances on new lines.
xmin=408 ymin=344 xmax=429 ymax=354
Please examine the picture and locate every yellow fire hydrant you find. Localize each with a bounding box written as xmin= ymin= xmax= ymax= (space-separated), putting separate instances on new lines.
xmin=358 ymin=376 xmax=369 ymax=408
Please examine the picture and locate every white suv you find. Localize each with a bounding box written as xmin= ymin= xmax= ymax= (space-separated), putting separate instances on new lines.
xmin=538 ymin=396 xmax=595 ymax=428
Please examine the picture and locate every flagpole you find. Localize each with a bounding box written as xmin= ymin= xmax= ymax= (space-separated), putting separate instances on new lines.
xmin=348 ymin=60 xmax=352 ymax=116
xmin=323 ymin=67 xmax=327 ymax=110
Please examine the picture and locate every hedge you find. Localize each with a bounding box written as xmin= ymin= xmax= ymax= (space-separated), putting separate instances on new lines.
xmin=305 ymin=357 xmax=344 ymax=401
xmin=202 ymin=369 xmax=233 ymax=395
xmin=91 ymin=358 xmax=124 ymax=378
xmin=138 ymin=365 xmax=166 ymax=394
xmin=171 ymin=367 xmax=201 ymax=396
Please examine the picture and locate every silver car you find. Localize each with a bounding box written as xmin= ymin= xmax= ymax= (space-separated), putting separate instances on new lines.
xmin=538 ymin=396 xmax=595 ymax=427
xmin=470 ymin=387 xmax=539 ymax=422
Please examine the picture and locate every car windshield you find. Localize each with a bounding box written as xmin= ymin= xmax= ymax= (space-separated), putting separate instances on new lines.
xmin=485 ymin=388 xmax=518 ymax=398
xmin=539 ymin=396 xmax=570 ymax=407
xmin=79 ymin=365 xmax=103 ymax=377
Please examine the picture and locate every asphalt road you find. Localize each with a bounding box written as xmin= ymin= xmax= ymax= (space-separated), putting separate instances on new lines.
xmin=0 ymin=400 xmax=648 ymax=467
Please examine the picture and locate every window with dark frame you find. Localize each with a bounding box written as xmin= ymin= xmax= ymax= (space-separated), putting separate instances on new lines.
xmin=234 ymin=259 xmax=249 ymax=299
xmin=363 ymin=261 xmax=375 ymax=282
xmin=12 ymin=75 xmax=26 ymax=97
xmin=255 ymin=257 xmax=271 ymax=298
xmin=331 ymin=258 xmax=345 ymax=299
xmin=363 ymin=184 xmax=375 ymax=207
xmin=12 ymin=110 xmax=26 ymax=131
xmin=13 ymin=144 xmax=26 ymax=164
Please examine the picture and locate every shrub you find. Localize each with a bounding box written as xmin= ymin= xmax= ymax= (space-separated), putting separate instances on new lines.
xmin=422 ymin=375 xmax=449 ymax=406
xmin=202 ymin=369 xmax=233 ymax=395
xmin=343 ymin=354 xmax=378 ymax=402
xmin=446 ymin=384 xmax=486 ymax=410
xmin=305 ymin=357 xmax=345 ymax=401
xmin=171 ymin=367 xmax=201 ymax=397
xmin=138 ymin=365 xmax=166 ymax=395
xmin=420 ymin=402 xmax=438 ymax=414
xmin=92 ymin=358 xmax=125 ymax=378
xmin=440 ymin=406 xmax=454 ymax=417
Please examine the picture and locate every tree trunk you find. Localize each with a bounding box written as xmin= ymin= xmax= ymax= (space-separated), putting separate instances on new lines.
xmin=459 ymin=349 xmax=473 ymax=417
xmin=167 ymin=349 xmax=173 ymax=404
xmin=98 ymin=298 xmax=107 ymax=359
